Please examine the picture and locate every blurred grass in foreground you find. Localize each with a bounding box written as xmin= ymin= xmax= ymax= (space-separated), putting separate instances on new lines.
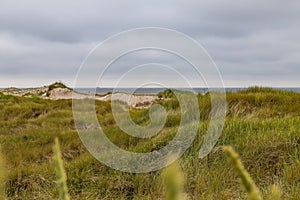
xmin=53 ymin=138 xmax=70 ymax=200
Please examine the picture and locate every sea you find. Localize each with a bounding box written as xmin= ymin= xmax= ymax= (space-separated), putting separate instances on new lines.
xmin=75 ymin=87 xmax=300 ymax=95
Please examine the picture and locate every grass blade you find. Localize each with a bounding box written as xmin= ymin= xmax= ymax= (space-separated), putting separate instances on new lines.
xmin=267 ymin=185 xmax=281 ymax=200
xmin=0 ymin=148 xmax=6 ymax=199
xmin=162 ymin=157 xmax=184 ymax=200
xmin=223 ymin=146 xmax=262 ymax=200
xmin=53 ymin=138 xmax=70 ymax=200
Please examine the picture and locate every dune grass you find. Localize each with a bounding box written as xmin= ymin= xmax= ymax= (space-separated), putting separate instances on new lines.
xmin=0 ymin=88 xmax=299 ymax=199
xmin=0 ymin=147 xmax=6 ymax=199
xmin=223 ymin=146 xmax=262 ymax=200
xmin=53 ymin=138 xmax=70 ymax=200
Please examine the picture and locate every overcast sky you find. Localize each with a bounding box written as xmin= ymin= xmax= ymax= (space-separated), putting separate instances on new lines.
xmin=0 ymin=0 xmax=300 ymax=88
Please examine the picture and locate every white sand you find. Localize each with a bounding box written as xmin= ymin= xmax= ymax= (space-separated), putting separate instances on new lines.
xmin=1 ymin=86 xmax=159 ymax=108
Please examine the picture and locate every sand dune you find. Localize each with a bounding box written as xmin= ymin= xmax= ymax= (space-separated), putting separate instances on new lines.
xmin=0 ymin=83 xmax=159 ymax=108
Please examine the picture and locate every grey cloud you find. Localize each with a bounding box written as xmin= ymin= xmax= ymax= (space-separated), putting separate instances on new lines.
xmin=0 ymin=0 xmax=299 ymax=87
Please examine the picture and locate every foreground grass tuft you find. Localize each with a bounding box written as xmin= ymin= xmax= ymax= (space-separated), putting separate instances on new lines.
xmin=162 ymin=157 xmax=185 ymax=200
xmin=53 ymin=138 xmax=70 ymax=200
xmin=0 ymin=148 xmax=6 ymax=199
xmin=223 ymin=146 xmax=285 ymax=200
xmin=223 ymin=146 xmax=263 ymax=200
xmin=267 ymin=184 xmax=281 ymax=200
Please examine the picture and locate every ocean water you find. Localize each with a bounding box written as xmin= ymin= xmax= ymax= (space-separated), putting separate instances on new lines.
xmin=75 ymin=87 xmax=300 ymax=95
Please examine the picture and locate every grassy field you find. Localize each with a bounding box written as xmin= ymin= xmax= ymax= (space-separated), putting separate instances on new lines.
xmin=0 ymin=87 xmax=299 ymax=199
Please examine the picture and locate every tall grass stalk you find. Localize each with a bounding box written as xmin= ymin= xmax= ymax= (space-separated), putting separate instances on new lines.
xmin=162 ymin=156 xmax=185 ymax=200
xmin=223 ymin=146 xmax=263 ymax=200
xmin=0 ymin=148 xmax=6 ymax=199
xmin=267 ymin=185 xmax=281 ymax=200
xmin=53 ymin=138 xmax=70 ymax=200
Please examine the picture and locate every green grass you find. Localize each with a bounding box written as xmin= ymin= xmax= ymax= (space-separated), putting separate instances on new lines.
xmin=0 ymin=88 xmax=299 ymax=199
xmin=53 ymin=138 xmax=70 ymax=200
xmin=223 ymin=146 xmax=262 ymax=200
xmin=0 ymin=147 xmax=6 ymax=199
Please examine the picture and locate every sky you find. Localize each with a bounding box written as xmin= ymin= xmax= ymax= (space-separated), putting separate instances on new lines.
xmin=0 ymin=0 xmax=300 ymax=88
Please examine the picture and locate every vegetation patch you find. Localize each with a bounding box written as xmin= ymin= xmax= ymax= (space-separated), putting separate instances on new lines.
xmin=0 ymin=88 xmax=299 ymax=199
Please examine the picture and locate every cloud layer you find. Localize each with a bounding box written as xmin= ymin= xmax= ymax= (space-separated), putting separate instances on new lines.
xmin=0 ymin=0 xmax=299 ymax=87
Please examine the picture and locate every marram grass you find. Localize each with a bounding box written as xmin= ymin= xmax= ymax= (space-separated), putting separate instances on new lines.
xmin=223 ymin=146 xmax=263 ymax=200
xmin=0 ymin=148 xmax=6 ymax=199
xmin=0 ymin=88 xmax=299 ymax=199
xmin=53 ymin=138 xmax=70 ymax=200
xmin=267 ymin=184 xmax=281 ymax=200
xmin=162 ymin=156 xmax=185 ymax=200
xmin=160 ymin=147 xmax=283 ymax=200
xmin=0 ymin=143 xmax=284 ymax=200
xmin=223 ymin=146 xmax=283 ymax=200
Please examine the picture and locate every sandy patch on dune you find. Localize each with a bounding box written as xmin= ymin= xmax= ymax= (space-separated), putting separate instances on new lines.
xmin=49 ymin=89 xmax=158 ymax=108
xmin=1 ymin=85 xmax=159 ymax=108
xmin=96 ymin=93 xmax=158 ymax=108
